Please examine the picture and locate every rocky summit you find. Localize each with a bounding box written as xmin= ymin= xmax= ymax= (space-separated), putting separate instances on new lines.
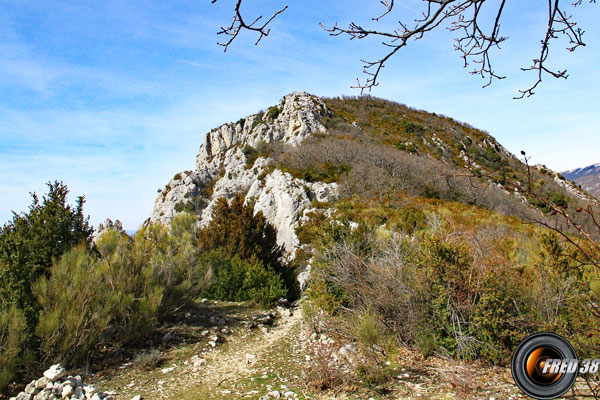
xmin=150 ymin=91 xmax=598 ymax=257
xmin=150 ymin=92 xmax=338 ymax=255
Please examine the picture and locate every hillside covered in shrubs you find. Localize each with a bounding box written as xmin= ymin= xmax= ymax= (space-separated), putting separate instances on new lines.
xmin=2 ymin=93 xmax=600 ymax=398
xmin=0 ymin=183 xmax=298 ymax=394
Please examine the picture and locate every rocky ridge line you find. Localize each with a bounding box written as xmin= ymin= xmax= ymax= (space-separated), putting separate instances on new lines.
xmin=150 ymin=92 xmax=339 ymax=255
xmin=562 ymin=163 xmax=600 ymax=199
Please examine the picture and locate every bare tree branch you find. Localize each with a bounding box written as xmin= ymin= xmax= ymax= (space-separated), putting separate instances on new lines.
xmin=213 ymin=0 xmax=596 ymax=97
xmin=320 ymin=0 xmax=596 ymax=95
xmin=321 ymin=0 xmax=456 ymax=92
xmin=373 ymin=0 xmax=395 ymax=22
xmin=514 ymin=0 xmax=589 ymax=98
xmin=212 ymin=0 xmax=287 ymax=51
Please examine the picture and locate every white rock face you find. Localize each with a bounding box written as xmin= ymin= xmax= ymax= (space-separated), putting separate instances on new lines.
xmin=150 ymin=92 xmax=338 ymax=255
xmin=195 ymin=91 xmax=328 ymax=168
xmin=246 ymin=170 xmax=338 ymax=253
xmin=92 ymin=218 xmax=125 ymax=243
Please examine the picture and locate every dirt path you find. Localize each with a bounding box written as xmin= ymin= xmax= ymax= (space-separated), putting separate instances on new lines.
xmin=145 ymin=309 xmax=306 ymax=399
xmin=88 ymin=303 xmax=529 ymax=400
xmin=186 ymin=309 xmax=303 ymax=397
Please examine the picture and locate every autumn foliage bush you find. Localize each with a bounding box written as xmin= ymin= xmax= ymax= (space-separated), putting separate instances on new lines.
xmin=307 ymin=202 xmax=597 ymax=366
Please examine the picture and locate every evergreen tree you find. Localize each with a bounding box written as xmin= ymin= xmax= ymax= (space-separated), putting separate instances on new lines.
xmin=198 ymin=194 xmax=283 ymax=271
xmin=0 ymin=181 xmax=92 ymax=328
xmin=198 ymin=194 xmax=299 ymax=300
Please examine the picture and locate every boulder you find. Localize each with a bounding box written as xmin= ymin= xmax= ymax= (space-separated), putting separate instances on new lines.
xmin=32 ymin=389 xmax=51 ymax=400
xmin=42 ymin=365 xmax=67 ymax=382
xmin=61 ymin=384 xmax=74 ymax=398
xmin=24 ymin=381 xmax=37 ymax=395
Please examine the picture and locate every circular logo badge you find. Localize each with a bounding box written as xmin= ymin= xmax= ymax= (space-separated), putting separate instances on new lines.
xmin=511 ymin=333 xmax=578 ymax=399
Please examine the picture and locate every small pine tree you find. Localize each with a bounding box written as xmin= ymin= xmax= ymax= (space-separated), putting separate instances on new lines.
xmin=198 ymin=194 xmax=284 ymax=271
xmin=198 ymin=194 xmax=299 ymax=301
xmin=0 ymin=181 xmax=92 ymax=329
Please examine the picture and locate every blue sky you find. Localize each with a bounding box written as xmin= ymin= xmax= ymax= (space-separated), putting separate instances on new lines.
xmin=1 ymin=0 xmax=599 ymax=229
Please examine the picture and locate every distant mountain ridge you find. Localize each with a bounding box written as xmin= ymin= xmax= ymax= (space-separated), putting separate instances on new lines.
xmin=562 ymin=163 xmax=600 ymax=198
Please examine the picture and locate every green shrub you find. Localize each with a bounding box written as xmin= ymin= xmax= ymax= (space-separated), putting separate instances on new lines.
xmin=530 ymin=192 xmax=568 ymax=213
xmin=280 ymin=161 xmax=350 ymax=183
xmin=0 ymin=181 xmax=92 ymax=330
xmin=174 ymin=200 xmax=198 ymax=214
xmin=415 ymin=330 xmax=438 ymax=358
xmin=352 ymin=310 xmax=383 ymax=347
xmin=267 ymin=106 xmax=281 ymax=120
xmin=389 ymin=207 xmax=426 ymax=234
xmin=470 ymin=271 xmax=526 ymax=363
xmin=484 ymin=144 xmax=502 ymax=170
xmin=34 ymin=247 xmax=114 ymax=366
xmin=296 ymin=211 xmax=329 ymax=245
xmin=309 ymin=222 xmax=593 ymax=366
xmin=395 ymin=142 xmax=417 ymax=153
xmin=95 ymin=228 xmax=164 ymax=343
xmin=158 ymin=214 xmax=209 ymax=315
xmin=242 ymin=145 xmax=257 ymax=168
xmin=0 ymin=307 xmax=27 ymax=391
xmin=174 ymin=200 xmax=185 ymax=213
xmin=241 ymin=258 xmax=288 ymax=306
xmin=352 ymin=310 xmax=398 ymax=386
xmin=26 ymin=213 xmax=208 ymax=370
xmin=551 ymin=193 xmax=568 ymax=208
xmin=133 ymin=349 xmax=163 ymax=370
xmin=202 ymin=250 xmax=286 ymax=306
xmin=96 ymin=219 xmax=208 ymax=336
xmin=402 ymin=120 xmax=425 ymax=135
xmin=198 ymin=193 xmax=298 ymax=300
xmin=242 ymin=140 xmax=270 ymax=169
xmin=301 ymin=299 xmax=321 ymax=333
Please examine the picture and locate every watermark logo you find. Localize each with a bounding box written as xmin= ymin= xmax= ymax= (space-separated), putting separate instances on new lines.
xmin=511 ymin=333 xmax=579 ymax=399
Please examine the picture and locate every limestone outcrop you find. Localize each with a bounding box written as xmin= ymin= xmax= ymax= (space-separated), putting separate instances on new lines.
xmin=150 ymin=92 xmax=338 ymax=255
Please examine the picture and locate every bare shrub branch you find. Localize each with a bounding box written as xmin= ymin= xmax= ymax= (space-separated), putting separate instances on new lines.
xmin=212 ymin=0 xmax=288 ymax=51
xmin=213 ymin=0 xmax=596 ymax=96
xmin=321 ymin=0 xmax=595 ymax=95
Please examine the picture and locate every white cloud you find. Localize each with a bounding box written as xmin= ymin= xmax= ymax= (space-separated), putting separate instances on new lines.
xmin=1 ymin=0 xmax=599 ymax=230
